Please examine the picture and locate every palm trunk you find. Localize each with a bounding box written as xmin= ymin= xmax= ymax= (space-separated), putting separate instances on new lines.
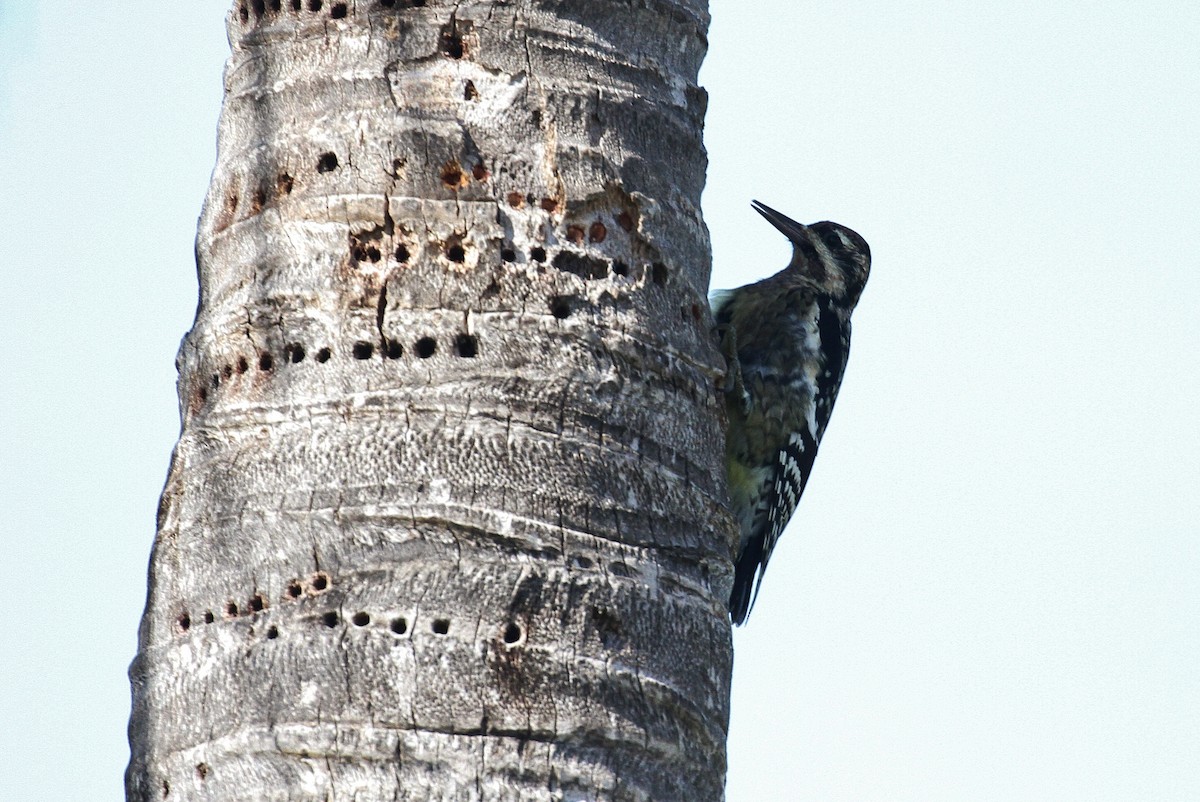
xmin=127 ymin=1 xmax=729 ymax=799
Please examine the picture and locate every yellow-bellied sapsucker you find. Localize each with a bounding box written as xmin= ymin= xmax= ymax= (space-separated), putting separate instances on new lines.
xmin=714 ymin=200 xmax=871 ymax=625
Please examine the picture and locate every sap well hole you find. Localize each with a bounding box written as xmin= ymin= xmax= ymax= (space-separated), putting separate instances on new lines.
xmin=316 ymin=152 xmax=338 ymax=173
xmin=390 ymin=617 xmax=408 ymax=635
xmin=550 ymin=297 xmax=572 ymax=319
xmin=503 ymin=622 xmax=523 ymax=645
xmin=454 ymin=334 xmax=478 ymax=358
xmin=432 ymin=618 xmax=450 ymax=635
xmin=352 ymin=341 xmax=375 ymax=359
xmin=352 ymin=611 xmax=370 ymax=627
xmin=322 ymin=611 xmax=340 ymax=628
xmin=415 ymin=337 xmax=437 ymax=358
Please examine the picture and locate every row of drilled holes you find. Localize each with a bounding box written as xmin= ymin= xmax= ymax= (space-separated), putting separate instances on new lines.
xmin=197 ymin=334 xmax=480 ymax=402
xmin=176 ymin=571 xmax=331 ymax=633
xmin=240 ymin=0 xmax=430 ymax=24
xmin=176 ymin=557 xmax=623 ymax=638
xmin=180 ymin=604 xmax=523 ymax=647
xmin=238 ymin=2 xmax=464 ymax=62
xmin=246 ymin=151 xmax=669 ymax=290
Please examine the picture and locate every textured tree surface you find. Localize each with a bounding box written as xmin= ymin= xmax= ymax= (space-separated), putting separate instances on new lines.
xmin=127 ymin=1 xmax=730 ymax=800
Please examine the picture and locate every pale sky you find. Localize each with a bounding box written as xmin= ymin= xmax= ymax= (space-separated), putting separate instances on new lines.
xmin=2 ymin=2 xmax=1197 ymax=800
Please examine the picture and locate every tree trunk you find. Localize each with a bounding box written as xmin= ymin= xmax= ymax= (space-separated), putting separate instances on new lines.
xmin=127 ymin=1 xmax=729 ymax=800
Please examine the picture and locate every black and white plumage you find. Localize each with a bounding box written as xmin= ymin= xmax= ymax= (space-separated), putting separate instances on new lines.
xmin=713 ymin=200 xmax=870 ymax=625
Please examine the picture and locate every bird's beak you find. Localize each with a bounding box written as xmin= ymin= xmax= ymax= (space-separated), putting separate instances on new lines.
xmin=751 ymin=200 xmax=812 ymax=245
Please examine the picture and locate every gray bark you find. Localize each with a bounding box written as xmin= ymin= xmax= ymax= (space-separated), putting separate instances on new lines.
xmin=127 ymin=1 xmax=730 ymax=799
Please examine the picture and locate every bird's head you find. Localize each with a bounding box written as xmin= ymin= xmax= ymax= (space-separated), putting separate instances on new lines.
xmin=752 ymin=200 xmax=871 ymax=309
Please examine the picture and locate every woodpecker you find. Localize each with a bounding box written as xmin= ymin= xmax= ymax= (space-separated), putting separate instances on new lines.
xmin=714 ymin=200 xmax=871 ymax=625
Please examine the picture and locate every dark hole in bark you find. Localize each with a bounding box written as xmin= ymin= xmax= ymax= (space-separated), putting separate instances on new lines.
xmin=455 ymin=334 xmax=478 ymax=358
xmin=652 ymin=262 xmax=668 ymax=285
xmin=550 ymin=297 xmax=572 ymax=319
xmin=553 ymin=251 xmax=609 ymax=280
xmin=286 ymin=343 xmax=306 ymax=363
xmin=236 ymin=356 xmax=249 ymax=373
xmin=222 ymin=364 xmax=233 ymax=379
xmin=239 ymin=6 xmax=249 ymax=23
xmin=211 ymin=373 xmax=220 ymax=389
xmin=501 ymin=248 xmax=516 ymax=262
xmin=269 ymin=0 xmax=281 ymax=12
xmin=316 ymin=152 xmax=338 ymax=173
xmin=177 ymin=613 xmax=191 ymax=632
xmin=613 ymin=261 xmax=629 ymax=277
xmin=432 ymin=618 xmax=450 ymax=635
xmin=352 ymin=341 xmax=375 ymax=359
xmin=259 ymin=352 xmax=274 ymax=371
xmin=471 ymin=161 xmax=488 ymax=181
xmin=195 ymin=763 xmax=209 ymax=780
xmin=312 ymin=574 xmax=330 ymax=592
xmin=251 ymin=187 xmax=267 ymax=212
xmin=464 ymin=80 xmax=478 ymax=100
xmin=503 ymin=622 xmax=522 ymax=644
xmin=395 ymin=244 xmax=410 ymax=262
xmin=197 ymin=387 xmax=208 ymax=404
xmin=441 ymin=33 xmax=464 ymax=59
xmin=331 ymin=2 xmax=347 ymax=17
xmin=441 ymin=163 xmax=464 ymax=188
xmin=506 ymin=191 xmax=524 ymax=208
xmin=572 ymin=555 xmax=594 ymax=569
xmin=322 ymin=611 xmax=340 ymax=627
xmin=267 ymin=626 xmax=279 ymax=639
xmin=203 ymin=611 xmax=215 ymax=624
xmin=277 ymin=172 xmax=294 ymax=195
xmin=385 ymin=339 xmax=404 ymax=359
xmin=315 ymin=347 xmax=331 ymax=363
xmin=352 ymin=612 xmax=370 ymax=627
xmin=589 ymin=221 xmax=607 ymax=242
xmin=249 ymin=594 xmax=266 ymax=613
xmin=446 ymin=244 xmax=466 ymax=262
xmin=390 ymin=617 xmax=408 ymax=635
xmin=415 ymin=337 xmax=437 ymax=358
xmin=609 ymin=561 xmax=634 ymax=578
xmin=540 ymin=198 xmax=558 ymax=213
xmin=225 ymin=601 xmax=240 ymax=618
xmin=308 ymin=0 xmax=323 ymax=10
xmin=252 ymin=0 xmax=265 ymax=17
xmin=287 ymin=582 xmax=303 ymax=599
xmin=292 ymin=0 xmax=301 ymax=10
xmin=530 ymin=247 xmax=546 ymax=263
xmin=413 ymin=0 xmax=425 ymax=5
xmin=381 ymin=0 xmax=395 ymax=6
